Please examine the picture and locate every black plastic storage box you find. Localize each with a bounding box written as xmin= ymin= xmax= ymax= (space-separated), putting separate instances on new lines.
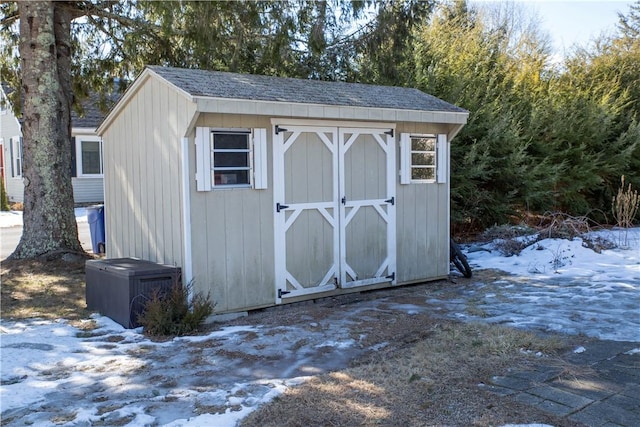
xmin=86 ymin=258 xmax=181 ymax=328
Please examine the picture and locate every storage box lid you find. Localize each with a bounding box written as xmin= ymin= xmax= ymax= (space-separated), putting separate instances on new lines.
xmin=86 ymin=258 xmax=179 ymax=278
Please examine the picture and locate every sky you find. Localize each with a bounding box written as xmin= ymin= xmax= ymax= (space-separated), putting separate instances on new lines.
xmin=1 ymin=210 xmax=638 ymax=425
xmin=474 ymin=0 xmax=636 ymax=56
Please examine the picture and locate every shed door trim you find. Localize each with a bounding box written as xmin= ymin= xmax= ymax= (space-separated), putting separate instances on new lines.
xmin=274 ymin=124 xmax=396 ymax=303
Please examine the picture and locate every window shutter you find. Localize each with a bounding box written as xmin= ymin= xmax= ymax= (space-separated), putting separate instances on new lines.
xmin=70 ymin=137 xmax=77 ymax=177
xmin=436 ymin=134 xmax=447 ymax=184
xmin=9 ymin=137 xmax=14 ymax=177
xmin=19 ymin=137 xmax=22 ymax=176
xmin=195 ymin=127 xmax=212 ymax=191
xmin=399 ymin=133 xmax=411 ymax=184
xmin=253 ymin=128 xmax=268 ymax=189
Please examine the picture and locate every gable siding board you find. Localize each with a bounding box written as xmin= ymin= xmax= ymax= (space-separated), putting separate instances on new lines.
xmin=102 ymin=76 xmax=195 ymax=267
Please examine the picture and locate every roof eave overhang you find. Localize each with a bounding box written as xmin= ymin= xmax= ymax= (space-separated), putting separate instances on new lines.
xmin=193 ymin=96 xmax=469 ymax=125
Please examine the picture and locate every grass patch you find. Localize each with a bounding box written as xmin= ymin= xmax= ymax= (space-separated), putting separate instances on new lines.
xmin=241 ymin=322 xmax=574 ymax=427
xmin=1 ymin=258 xmax=91 ymax=322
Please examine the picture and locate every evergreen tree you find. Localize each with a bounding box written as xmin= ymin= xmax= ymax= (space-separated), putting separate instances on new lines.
xmin=0 ymin=0 xmax=366 ymax=259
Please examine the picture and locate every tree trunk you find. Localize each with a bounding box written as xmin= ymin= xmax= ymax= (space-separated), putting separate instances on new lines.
xmin=10 ymin=1 xmax=84 ymax=259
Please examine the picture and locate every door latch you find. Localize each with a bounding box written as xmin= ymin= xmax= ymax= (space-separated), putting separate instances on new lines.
xmin=276 ymin=203 xmax=289 ymax=212
xmin=278 ymin=289 xmax=291 ymax=298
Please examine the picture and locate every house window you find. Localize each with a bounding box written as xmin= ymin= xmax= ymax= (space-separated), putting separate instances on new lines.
xmin=212 ymin=131 xmax=251 ymax=187
xmin=409 ymin=135 xmax=437 ymax=181
xmin=9 ymin=136 xmax=22 ymax=178
xmin=76 ymin=136 xmax=103 ymax=176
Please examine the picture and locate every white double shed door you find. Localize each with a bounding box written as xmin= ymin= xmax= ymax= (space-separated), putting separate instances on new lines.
xmin=274 ymin=123 xmax=396 ymax=302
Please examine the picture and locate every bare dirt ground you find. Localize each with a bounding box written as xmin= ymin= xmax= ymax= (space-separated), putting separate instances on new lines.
xmin=1 ymin=260 xmax=589 ymax=426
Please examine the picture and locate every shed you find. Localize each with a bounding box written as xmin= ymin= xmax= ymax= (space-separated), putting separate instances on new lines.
xmin=97 ymin=66 xmax=469 ymax=314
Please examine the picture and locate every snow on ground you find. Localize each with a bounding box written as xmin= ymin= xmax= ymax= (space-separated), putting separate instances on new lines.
xmin=458 ymin=227 xmax=640 ymax=342
xmin=0 ymin=208 xmax=88 ymax=228
xmin=1 ymin=226 xmax=639 ymax=426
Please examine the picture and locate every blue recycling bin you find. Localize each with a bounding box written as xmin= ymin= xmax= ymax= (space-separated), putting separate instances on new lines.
xmin=86 ymin=204 xmax=105 ymax=254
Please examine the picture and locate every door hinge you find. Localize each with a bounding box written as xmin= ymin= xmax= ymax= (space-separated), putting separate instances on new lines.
xmin=384 ymin=129 xmax=394 ymax=137
xmin=341 ymin=196 xmax=346 ymax=205
xmin=278 ymin=289 xmax=291 ymax=298
xmin=276 ymin=202 xmax=289 ymax=212
xmin=275 ymin=125 xmax=288 ymax=135
xmin=385 ymin=196 xmax=395 ymax=205
xmin=386 ymin=272 xmax=395 ymax=281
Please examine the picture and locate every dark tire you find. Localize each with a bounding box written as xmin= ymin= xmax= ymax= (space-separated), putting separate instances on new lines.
xmin=450 ymin=239 xmax=472 ymax=278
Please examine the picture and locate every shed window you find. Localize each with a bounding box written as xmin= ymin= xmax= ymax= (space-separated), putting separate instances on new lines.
xmin=195 ymin=127 xmax=268 ymax=191
xmin=409 ymin=135 xmax=436 ymax=181
xmin=400 ymin=133 xmax=447 ymax=184
xmin=213 ymin=131 xmax=250 ymax=186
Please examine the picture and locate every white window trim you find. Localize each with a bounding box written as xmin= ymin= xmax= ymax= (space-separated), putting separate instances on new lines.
xmin=75 ymin=135 xmax=104 ymax=178
xmin=400 ymin=133 xmax=447 ymax=184
xmin=9 ymin=136 xmax=22 ymax=179
xmin=195 ymin=127 xmax=267 ymax=191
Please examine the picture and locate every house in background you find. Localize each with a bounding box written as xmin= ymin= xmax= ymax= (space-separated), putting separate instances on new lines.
xmin=0 ymin=84 xmax=106 ymax=205
xmin=97 ymin=66 xmax=468 ymax=315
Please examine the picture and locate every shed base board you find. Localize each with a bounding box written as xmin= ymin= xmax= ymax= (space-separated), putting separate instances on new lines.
xmin=204 ymin=311 xmax=248 ymax=324
xmin=210 ymin=275 xmax=450 ymax=317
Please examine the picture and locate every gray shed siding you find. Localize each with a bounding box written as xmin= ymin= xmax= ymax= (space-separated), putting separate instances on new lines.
xmin=187 ymin=116 xmax=453 ymax=313
xmin=189 ymin=114 xmax=275 ymax=312
xmin=395 ymin=121 xmax=454 ymax=283
xmin=102 ymin=76 xmax=195 ymax=266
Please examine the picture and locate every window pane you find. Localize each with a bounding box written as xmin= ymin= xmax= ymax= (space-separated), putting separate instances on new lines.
xmin=81 ymin=141 xmax=101 ymax=174
xmin=411 ymin=136 xmax=436 ymax=151
xmin=214 ymin=152 xmax=249 ymax=168
xmin=411 ymin=153 xmax=435 ymax=166
xmin=412 ymin=167 xmax=435 ymax=180
xmin=214 ymin=133 xmax=249 ymax=149
xmin=214 ymin=170 xmax=249 ymax=185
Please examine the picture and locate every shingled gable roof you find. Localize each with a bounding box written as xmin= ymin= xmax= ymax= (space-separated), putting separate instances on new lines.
xmin=147 ymin=65 xmax=467 ymax=114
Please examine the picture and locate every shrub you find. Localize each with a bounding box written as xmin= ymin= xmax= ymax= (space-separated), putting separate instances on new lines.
xmin=538 ymin=212 xmax=595 ymax=240
xmin=481 ymin=224 xmax=538 ymax=256
xmin=137 ymin=280 xmax=214 ymax=337
xmin=612 ymin=175 xmax=639 ymax=228
xmin=0 ymin=179 xmax=9 ymax=211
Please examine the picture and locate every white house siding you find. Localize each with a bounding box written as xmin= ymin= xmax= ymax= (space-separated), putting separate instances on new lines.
xmin=1 ymin=106 xmax=23 ymax=202
xmin=102 ymin=76 xmax=195 ymax=267
xmin=190 ymin=114 xmax=276 ymax=313
xmin=72 ymin=177 xmax=104 ymax=203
